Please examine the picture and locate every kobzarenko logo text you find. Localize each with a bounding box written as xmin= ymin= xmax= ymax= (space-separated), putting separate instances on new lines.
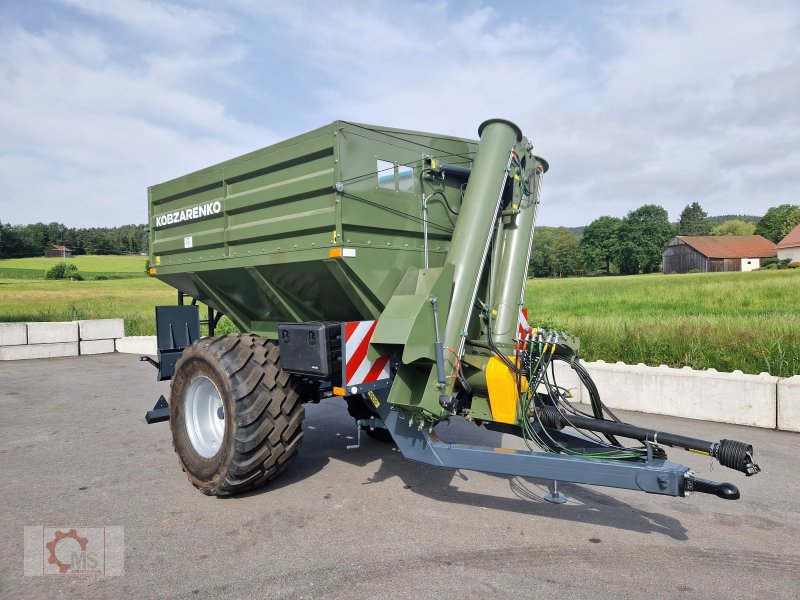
xmin=155 ymin=201 xmax=222 ymax=227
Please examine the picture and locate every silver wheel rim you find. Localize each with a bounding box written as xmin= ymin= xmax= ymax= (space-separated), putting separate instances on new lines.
xmin=185 ymin=375 xmax=225 ymax=458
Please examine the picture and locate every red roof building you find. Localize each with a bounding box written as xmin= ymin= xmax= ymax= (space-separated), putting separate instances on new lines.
xmin=44 ymin=245 xmax=73 ymax=258
xmin=777 ymin=223 xmax=800 ymax=262
xmin=662 ymin=235 xmax=777 ymax=273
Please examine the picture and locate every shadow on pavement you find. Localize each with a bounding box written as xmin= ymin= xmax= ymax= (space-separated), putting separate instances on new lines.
xmin=222 ymin=398 xmax=688 ymax=540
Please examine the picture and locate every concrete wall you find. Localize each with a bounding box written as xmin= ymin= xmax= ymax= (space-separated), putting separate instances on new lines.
xmin=778 ymin=376 xmax=800 ymax=433
xmin=0 ymin=323 xmax=27 ymax=346
xmin=543 ymin=358 xmax=796 ymax=432
xmin=3 ymin=319 xmax=800 ymax=433
xmin=115 ymin=336 xmax=157 ymax=356
xmin=0 ymin=319 xmax=123 ymax=361
xmin=580 ymin=360 xmax=777 ymax=429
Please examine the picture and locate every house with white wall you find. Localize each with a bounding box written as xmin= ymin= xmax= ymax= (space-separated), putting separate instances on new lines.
xmin=777 ymin=223 xmax=800 ymax=263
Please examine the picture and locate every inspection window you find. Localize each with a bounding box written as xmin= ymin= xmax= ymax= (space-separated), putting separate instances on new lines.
xmin=377 ymin=159 xmax=395 ymax=190
xmin=377 ymin=160 xmax=415 ymax=193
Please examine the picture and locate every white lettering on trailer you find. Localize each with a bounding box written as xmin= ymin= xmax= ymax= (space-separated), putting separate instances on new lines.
xmin=154 ymin=200 xmax=222 ymax=228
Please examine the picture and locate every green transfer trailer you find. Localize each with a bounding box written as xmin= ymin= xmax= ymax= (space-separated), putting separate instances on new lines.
xmin=145 ymin=119 xmax=759 ymax=501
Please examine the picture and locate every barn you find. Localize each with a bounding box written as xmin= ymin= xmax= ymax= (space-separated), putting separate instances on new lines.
xmin=662 ymin=235 xmax=777 ymax=274
xmin=44 ymin=245 xmax=73 ymax=258
xmin=777 ymin=223 xmax=800 ymax=263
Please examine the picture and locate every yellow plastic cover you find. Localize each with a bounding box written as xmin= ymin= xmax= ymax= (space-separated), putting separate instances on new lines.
xmin=485 ymin=355 xmax=527 ymax=424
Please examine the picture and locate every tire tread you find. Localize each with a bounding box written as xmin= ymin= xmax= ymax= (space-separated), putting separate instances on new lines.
xmin=170 ymin=333 xmax=305 ymax=495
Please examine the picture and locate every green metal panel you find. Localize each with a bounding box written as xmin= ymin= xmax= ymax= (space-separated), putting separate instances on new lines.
xmin=149 ymin=121 xmax=478 ymax=336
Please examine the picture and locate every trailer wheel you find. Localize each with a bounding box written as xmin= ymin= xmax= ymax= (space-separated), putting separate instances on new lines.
xmin=169 ymin=334 xmax=305 ymax=495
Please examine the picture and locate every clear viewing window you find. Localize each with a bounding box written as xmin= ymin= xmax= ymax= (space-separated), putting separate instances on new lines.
xmin=397 ymin=165 xmax=414 ymax=193
xmin=377 ymin=159 xmax=395 ymax=190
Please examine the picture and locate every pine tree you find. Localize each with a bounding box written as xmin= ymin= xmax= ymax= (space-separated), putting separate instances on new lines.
xmin=678 ymin=202 xmax=710 ymax=236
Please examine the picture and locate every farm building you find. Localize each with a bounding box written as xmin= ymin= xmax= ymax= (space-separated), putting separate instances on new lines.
xmin=777 ymin=223 xmax=800 ymax=262
xmin=44 ymin=245 xmax=72 ymax=258
xmin=662 ymin=235 xmax=776 ymax=274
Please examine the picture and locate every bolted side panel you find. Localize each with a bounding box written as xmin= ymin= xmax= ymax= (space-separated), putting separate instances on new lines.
xmin=150 ymin=124 xmax=339 ymax=271
xmin=149 ymin=121 xmax=479 ymax=333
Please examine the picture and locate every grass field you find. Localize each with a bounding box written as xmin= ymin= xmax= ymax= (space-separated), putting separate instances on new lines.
xmin=1 ymin=257 xmax=798 ymax=376
xmin=524 ymin=269 xmax=800 ymax=377
xmin=0 ymin=277 xmax=175 ymax=336
xmin=0 ymin=255 xmax=147 ymax=279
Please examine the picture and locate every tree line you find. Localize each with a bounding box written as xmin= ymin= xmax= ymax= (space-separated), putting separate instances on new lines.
xmin=530 ymin=202 xmax=800 ymax=277
xmin=3 ymin=201 xmax=798 ymax=272
xmin=0 ymin=221 xmax=148 ymax=259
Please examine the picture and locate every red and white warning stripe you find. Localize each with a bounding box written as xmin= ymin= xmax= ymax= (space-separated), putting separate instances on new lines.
xmin=518 ymin=308 xmax=531 ymax=340
xmin=343 ymin=320 xmax=391 ymax=387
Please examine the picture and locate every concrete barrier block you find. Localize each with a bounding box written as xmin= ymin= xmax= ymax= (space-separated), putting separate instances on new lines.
xmin=78 ymin=319 xmax=125 ymax=341
xmin=582 ymin=361 xmax=778 ymax=428
xmin=26 ymin=321 xmax=78 ymax=344
xmin=0 ymin=323 xmax=27 ymax=346
xmin=80 ymin=339 xmax=116 ymax=355
xmin=115 ymin=336 xmax=157 ymax=356
xmin=778 ymin=376 xmax=800 ymax=433
xmin=0 ymin=342 xmax=79 ymax=361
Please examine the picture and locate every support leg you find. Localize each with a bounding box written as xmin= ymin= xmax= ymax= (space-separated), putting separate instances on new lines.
xmin=544 ymin=480 xmax=567 ymax=504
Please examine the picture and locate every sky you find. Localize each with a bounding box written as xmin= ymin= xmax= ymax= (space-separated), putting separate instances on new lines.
xmin=1 ymin=0 xmax=798 ymax=228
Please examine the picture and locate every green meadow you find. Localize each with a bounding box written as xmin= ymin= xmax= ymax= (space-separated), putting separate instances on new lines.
xmin=0 ymin=255 xmax=147 ymax=279
xmin=524 ymin=269 xmax=800 ymax=377
xmin=1 ymin=256 xmax=798 ymax=375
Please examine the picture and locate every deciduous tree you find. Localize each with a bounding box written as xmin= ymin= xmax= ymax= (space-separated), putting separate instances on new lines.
xmin=711 ymin=219 xmax=756 ymax=236
xmin=551 ymin=228 xmax=581 ymax=277
xmin=529 ymin=227 xmax=583 ymax=277
xmin=615 ymin=204 xmax=675 ymax=275
xmin=755 ymin=204 xmax=800 ymax=242
xmin=580 ymin=216 xmax=621 ymax=273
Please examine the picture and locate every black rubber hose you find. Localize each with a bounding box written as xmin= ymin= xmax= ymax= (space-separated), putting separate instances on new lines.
xmin=538 ymin=408 xmax=760 ymax=475
xmin=552 ymin=356 xmax=623 ymax=446
xmin=539 ymin=409 xmax=717 ymax=453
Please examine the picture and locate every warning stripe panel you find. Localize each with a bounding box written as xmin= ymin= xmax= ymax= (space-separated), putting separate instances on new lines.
xmin=344 ymin=320 xmax=391 ymax=386
xmin=517 ymin=307 xmax=530 ymax=340
xmin=345 ymin=321 xmax=377 ymax=377
xmin=364 ymin=355 xmax=391 ymax=381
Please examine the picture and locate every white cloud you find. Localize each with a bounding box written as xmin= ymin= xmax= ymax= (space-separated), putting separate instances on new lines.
xmin=61 ymin=0 xmax=233 ymax=47
xmin=1 ymin=0 xmax=798 ymax=227
xmin=242 ymin=0 xmax=800 ymax=224
xmin=0 ymin=4 xmax=276 ymax=226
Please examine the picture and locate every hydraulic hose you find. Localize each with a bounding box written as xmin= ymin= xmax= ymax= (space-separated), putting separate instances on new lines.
xmin=537 ymin=406 xmax=761 ymax=476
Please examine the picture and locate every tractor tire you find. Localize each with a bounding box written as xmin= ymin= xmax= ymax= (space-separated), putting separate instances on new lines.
xmin=169 ymin=334 xmax=305 ymax=496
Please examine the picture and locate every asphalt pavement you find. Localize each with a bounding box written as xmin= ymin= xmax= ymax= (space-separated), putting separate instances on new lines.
xmin=1 ymin=353 xmax=798 ymax=599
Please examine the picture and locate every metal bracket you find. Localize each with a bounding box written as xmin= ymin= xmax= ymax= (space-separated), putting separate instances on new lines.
xmin=346 ymin=424 xmax=362 ymax=450
xmin=140 ymin=355 xmax=160 ymax=369
xmin=154 ymin=305 xmax=200 ymax=381
xmin=346 ymin=417 xmax=386 ymax=450
xmin=145 ymin=395 xmax=170 ymax=424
